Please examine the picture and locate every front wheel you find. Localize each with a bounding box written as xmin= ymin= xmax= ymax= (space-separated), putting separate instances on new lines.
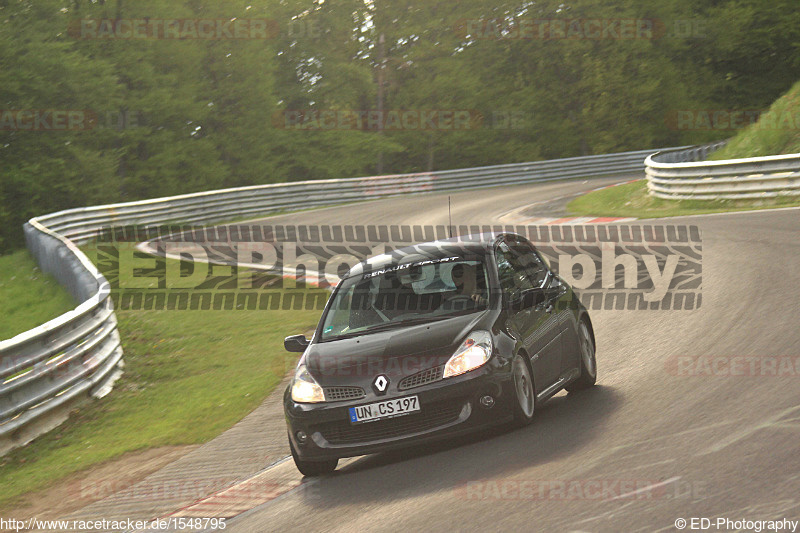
xmin=511 ymin=354 xmax=537 ymax=427
xmin=566 ymin=319 xmax=597 ymax=392
xmin=289 ymin=435 xmax=338 ymax=476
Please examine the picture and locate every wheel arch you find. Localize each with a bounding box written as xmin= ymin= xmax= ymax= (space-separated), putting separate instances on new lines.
xmin=578 ymin=311 xmax=596 ymax=349
xmin=516 ymin=347 xmax=537 ymax=393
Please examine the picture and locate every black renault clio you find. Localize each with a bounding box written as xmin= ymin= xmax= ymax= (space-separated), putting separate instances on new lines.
xmin=283 ymin=232 xmax=597 ymax=476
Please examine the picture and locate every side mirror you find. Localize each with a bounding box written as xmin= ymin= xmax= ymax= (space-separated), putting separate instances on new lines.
xmin=510 ymin=288 xmax=546 ymax=311
xmin=284 ymin=334 xmax=310 ymax=353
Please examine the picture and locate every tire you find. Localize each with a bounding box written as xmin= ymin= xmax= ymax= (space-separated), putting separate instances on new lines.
xmin=566 ymin=319 xmax=597 ymax=392
xmin=511 ymin=354 xmax=537 ymax=427
xmin=289 ymin=435 xmax=338 ymax=476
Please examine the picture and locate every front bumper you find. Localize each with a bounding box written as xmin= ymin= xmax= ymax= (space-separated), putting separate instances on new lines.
xmin=284 ymin=366 xmax=516 ymax=461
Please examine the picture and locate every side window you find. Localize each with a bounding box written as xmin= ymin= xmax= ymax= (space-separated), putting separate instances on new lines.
xmin=511 ymin=244 xmax=548 ymax=287
xmin=495 ymin=244 xmax=537 ymax=297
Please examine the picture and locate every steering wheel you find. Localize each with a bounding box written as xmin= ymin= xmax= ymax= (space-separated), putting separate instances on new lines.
xmin=436 ymin=294 xmax=476 ymax=312
xmin=444 ymin=294 xmax=474 ymax=302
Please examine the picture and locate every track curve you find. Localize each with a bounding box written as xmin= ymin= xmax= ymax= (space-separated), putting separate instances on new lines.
xmin=222 ymin=176 xmax=800 ymax=532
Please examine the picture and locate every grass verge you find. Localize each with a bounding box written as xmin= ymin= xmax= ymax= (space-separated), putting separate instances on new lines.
xmin=708 ymin=79 xmax=800 ymax=160
xmin=567 ymin=179 xmax=800 ymax=219
xmin=0 ymin=249 xmax=75 ymax=341
xmin=0 ymin=246 xmax=324 ymax=511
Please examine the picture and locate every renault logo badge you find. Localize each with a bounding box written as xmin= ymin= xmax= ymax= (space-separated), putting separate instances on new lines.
xmin=373 ymin=375 xmax=389 ymax=395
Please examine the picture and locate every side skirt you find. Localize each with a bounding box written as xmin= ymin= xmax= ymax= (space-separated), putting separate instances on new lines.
xmin=536 ymin=368 xmax=580 ymax=403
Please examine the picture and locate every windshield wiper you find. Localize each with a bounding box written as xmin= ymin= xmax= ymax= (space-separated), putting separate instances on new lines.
xmin=433 ymin=303 xmax=489 ymax=318
xmin=324 ymin=315 xmax=450 ymax=341
xmin=367 ymin=315 xmax=451 ymax=332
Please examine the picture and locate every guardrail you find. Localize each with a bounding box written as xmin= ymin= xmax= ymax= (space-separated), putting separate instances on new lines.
xmin=645 ymin=143 xmax=800 ymax=200
xmin=2 ymin=146 xmax=681 ymax=454
xmin=0 ymin=222 xmax=123 ymax=454
xmin=30 ymin=148 xmax=678 ymax=244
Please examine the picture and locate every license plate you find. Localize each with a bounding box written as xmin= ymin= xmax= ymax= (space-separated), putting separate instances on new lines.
xmin=349 ymin=395 xmax=420 ymax=424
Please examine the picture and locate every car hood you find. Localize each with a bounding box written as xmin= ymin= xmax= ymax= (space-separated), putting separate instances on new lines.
xmin=304 ymin=311 xmax=491 ymax=387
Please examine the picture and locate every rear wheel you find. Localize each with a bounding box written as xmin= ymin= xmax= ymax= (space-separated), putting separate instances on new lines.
xmin=566 ymin=319 xmax=597 ymax=391
xmin=289 ymin=435 xmax=338 ymax=476
xmin=511 ymin=354 xmax=536 ymax=427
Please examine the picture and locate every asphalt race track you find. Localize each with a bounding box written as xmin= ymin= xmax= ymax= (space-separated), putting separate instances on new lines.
xmin=222 ymin=175 xmax=800 ymax=532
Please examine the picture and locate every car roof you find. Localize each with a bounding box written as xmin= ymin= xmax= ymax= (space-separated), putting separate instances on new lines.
xmin=343 ymin=232 xmax=519 ymax=278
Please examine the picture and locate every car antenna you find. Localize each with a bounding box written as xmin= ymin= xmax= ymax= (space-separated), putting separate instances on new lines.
xmin=448 ymin=196 xmax=453 ymax=238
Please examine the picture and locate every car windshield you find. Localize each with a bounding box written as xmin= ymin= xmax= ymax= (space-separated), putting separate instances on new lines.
xmin=320 ymin=257 xmax=490 ymax=341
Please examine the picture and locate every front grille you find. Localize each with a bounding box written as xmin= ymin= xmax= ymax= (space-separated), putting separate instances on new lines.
xmin=398 ymin=365 xmax=445 ymax=390
xmin=318 ymin=400 xmax=465 ymax=445
xmin=324 ymin=386 xmax=366 ymax=402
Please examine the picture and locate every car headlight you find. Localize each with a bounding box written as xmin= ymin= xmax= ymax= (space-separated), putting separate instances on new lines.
xmin=443 ymin=330 xmax=493 ymax=378
xmin=291 ymin=364 xmax=325 ymax=403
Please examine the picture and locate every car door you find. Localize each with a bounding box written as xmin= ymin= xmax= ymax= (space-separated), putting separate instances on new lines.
xmin=495 ymin=240 xmax=563 ymax=390
xmin=513 ymin=238 xmax=581 ymax=376
xmin=542 ymin=270 xmax=582 ymax=375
